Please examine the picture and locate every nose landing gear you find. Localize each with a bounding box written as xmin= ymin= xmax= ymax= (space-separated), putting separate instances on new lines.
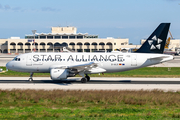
xmin=29 ymin=72 xmax=33 ymax=81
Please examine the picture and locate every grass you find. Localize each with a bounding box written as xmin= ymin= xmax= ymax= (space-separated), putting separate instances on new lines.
xmin=0 ymin=66 xmax=180 ymax=77
xmin=0 ymin=89 xmax=180 ymax=119
xmin=0 ymin=66 xmax=180 ymax=119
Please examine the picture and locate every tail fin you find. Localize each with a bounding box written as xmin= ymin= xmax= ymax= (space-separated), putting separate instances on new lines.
xmin=136 ymin=23 xmax=170 ymax=53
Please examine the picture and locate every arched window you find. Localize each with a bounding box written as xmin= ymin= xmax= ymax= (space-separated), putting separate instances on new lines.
xmin=77 ymin=42 xmax=83 ymax=45
xmin=106 ymin=42 xmax=112 ymax=45
xmin=54 ymin=42 xmax=61 ymax=47
xmin=32 ymin=42 xmax=38 ymax=50
xmin=84 ymin=42 xmax=90 ymax=45
xmin=92 ymin=42 xmax=97 ymax=45
xmin=40 ymin=42 xmax=46 ymax=51
xmin=25 ymin=42 xmax=31 ymax=45
xmin=17 ymin=42 xmax=23 ymax=50
xmin=99 ymin=42 xmax=105 ymax=49
xmin=10 ymin=42 xmax=16 ymax=49
xmin=10 ymin=42 xmax=16 ymax=45
xmin=17 ymin=42 xmax=23 ymax=45
xmin=25 ymin=43 xmax=31 ymax=53
xmin=106 ymin=42 xmax=113 ymax=52
xmin=47 ymin=42 xmax=53 ymax=52
xmin=47 ymin=42 xmax=53 ymax=46
xmin=40 ymin=42 xmax=45 ymax=45
xmin=77 ymin=42 xmax=83 ymax=51
xmin=91 ymin=42 xmax=97 ymax=49
xmin=62 ymin=42 xmax=68 ymax=47
xmin=69 ymin=42 xmax=75 ymax=50
xmin=54 ymin=42 xmax=61 ymax=52
xmin=69 ymin=42 xmax=75 ymax=45
xmin=84 ymin=42 xmax=90 ymax=49
xmin=99 ymin=42 xmax=105 ymax=45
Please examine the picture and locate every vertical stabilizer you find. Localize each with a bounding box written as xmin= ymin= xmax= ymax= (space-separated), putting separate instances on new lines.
xmin=136 ymin=23 xmax=170 ymax=53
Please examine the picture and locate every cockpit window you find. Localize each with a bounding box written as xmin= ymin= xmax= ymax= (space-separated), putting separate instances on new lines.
xmin=13 ymin=57 xmax=20 ymax=61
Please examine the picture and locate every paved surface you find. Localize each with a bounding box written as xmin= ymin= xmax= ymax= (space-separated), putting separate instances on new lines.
xmin=0 ymin=77 xmax=180 ymax=91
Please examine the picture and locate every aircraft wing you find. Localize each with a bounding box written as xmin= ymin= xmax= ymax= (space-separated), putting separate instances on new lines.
xmin=68 ymin=62 xmax=98 ymax=72
xmin=51 ymin=62 xmax=106 ymax=73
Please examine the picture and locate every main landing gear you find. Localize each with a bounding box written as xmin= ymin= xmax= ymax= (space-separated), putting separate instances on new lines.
xmin=29 ymin=72 xmax=33 ymax=81
xmin=80 ymin=74 xmax=90 ymax=83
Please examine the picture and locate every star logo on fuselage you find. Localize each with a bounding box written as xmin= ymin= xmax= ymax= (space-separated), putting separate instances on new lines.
xmin=148 ymin=35 xmax=162 ymax=50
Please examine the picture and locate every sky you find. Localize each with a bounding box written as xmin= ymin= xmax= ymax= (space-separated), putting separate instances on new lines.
xmin=0 ymin=0 xmax=180 ymax=44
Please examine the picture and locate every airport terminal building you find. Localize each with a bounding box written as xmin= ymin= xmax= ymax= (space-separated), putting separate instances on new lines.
xmin=0 ymin=26 xmax=129 ymax=53
xmin=0 ymin=26 xmax=180 ymax=54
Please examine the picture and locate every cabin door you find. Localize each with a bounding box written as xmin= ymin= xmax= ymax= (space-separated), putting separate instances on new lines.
xmin=26 ymin=55 xmax=32 ymax=66
xmin=131 ymin=55 xmax=137 ymax=66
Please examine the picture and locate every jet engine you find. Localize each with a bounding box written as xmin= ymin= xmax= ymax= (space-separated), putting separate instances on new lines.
xmin=50 ymin=68 xmax=76 ymax=80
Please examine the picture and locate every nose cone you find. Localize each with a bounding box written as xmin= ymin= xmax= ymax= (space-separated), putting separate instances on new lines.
xmin=6 ymin=61 xmax=13 ymax=70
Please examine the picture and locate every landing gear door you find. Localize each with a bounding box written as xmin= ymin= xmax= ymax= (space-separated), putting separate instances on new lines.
xmin=131 ymin=55 xmax=137 ymax=66
xmin=26 ymin=55 xmax=32 ymax=66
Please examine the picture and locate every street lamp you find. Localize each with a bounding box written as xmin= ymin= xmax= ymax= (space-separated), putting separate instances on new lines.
xmin=32 ymin=30 xmax=37 ymax=52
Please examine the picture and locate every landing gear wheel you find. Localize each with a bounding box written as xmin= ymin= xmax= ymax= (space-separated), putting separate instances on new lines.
xmin=29 ymin=72 xmax=34 ymax=82
xmin=81 ymin=77 xmax=87 ymax=83
xmin=29 ymin=78 xmax=33 ymax=81
xmin=85 ymin=75 xmax=90 ymax=81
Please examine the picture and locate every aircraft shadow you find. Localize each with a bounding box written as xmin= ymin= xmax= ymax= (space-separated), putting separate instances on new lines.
xmin=0 ymin=79 xmax=180 ymax=85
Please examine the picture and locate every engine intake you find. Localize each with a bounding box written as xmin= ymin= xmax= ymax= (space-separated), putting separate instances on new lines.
xmin=50 ymin=69 xmax=67 ymax=80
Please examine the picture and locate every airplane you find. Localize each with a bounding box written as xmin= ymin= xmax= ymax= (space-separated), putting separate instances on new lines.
xmin=6 ymin=23 xmax=173 ymax=83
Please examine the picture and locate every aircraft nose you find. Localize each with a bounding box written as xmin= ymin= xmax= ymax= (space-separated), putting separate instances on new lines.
xmin=6 ymin=61 xmax=13 ymax=70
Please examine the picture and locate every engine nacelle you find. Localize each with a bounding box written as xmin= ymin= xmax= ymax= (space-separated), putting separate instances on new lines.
xmin=50 ymin=69 xmax=68 ymax=80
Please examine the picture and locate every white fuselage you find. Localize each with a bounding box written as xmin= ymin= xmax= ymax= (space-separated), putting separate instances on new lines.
xmin=6 ymin=52 xmax=173 ymax=74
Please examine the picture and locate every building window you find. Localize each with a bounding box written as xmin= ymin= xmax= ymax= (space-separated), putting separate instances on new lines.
xmin=55 ymin=36 xmax=61 ymax=39
xmin=121 ymin=43 xmax=124 ymax=45
xmin=40 ymin=36 xmax=46 ymax=39
xmin=114 ymin=43 xmax=116 ymax=45
xmin=77 ymin=36 xmax=83 ymax=39
xmin=47 ymin=36 xmax=53 ymax=39
xmin=62 ymin=36 xmax=68 ymax=39
xmin=69 ymin=36 xmax=75 ymax=39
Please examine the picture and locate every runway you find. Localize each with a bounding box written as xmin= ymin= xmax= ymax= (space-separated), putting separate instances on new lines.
xmin=0 ymin=77 xmax=180 ymax=91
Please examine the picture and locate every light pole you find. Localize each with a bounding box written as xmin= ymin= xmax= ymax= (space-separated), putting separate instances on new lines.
xmin=32 ymin=30 xmax=37 ymax=52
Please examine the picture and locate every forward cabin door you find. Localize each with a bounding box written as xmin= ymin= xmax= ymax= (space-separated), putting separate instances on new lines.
xmin=26 ymin=55 xmax=32 ymax=66
xmin=131 ymin=55 xmax=137 ymax=66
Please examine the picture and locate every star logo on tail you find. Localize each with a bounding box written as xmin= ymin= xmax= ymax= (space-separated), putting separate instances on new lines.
xmin=148 ymin=35 xmax=162 ymax=50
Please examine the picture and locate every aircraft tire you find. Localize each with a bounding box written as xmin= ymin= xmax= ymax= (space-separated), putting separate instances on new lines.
xmin=81 ymin=77 xmax=87 ymax=83
xmin=85 ymin=75 xmax=90 ymax=81
xmin=29 ymin=78 xmax=33 ymax=81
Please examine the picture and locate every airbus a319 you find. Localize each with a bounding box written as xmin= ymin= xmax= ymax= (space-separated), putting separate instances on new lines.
xmin=6 ymin=23 xmax=173 ymax=83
